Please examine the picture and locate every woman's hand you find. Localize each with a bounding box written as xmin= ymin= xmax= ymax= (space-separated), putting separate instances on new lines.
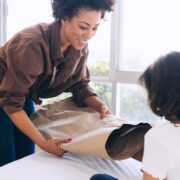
xmin=84 ymin=96 xmax=112 ymax=119
xmin=100 ymin=105 xmax=111 ymax=119
xmin=9 ymin=110 xmax=72 ymax=157
xmin=39 ymin=138 xmax=72 ymax=156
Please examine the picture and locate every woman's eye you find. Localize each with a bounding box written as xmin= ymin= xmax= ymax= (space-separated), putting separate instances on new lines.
xmin=79 ymin=26 xmax=88 ymax=30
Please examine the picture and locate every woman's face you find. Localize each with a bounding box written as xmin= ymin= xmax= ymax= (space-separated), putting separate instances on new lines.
xmin=60 ymin=8 xmax=101 ymax=50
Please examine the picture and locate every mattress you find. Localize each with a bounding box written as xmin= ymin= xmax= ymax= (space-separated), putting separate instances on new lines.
xmin=0 ymin=151 xmax=142 ymax=180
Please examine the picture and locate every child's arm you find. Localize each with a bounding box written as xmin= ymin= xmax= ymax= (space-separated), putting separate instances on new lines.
xmin=143 ymin=172 xmax=158 ymax=180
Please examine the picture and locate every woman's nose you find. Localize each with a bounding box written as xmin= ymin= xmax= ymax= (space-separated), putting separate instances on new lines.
xmin=84 ymin=29 xmax=96 ymax=39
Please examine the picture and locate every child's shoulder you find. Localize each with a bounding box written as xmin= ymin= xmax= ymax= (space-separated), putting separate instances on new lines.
xmin=146 ymin=121 xmax=176 ymax=138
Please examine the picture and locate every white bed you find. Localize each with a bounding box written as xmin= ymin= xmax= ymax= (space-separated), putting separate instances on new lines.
xmin=0 ymin=151 xmax=142 ymax=180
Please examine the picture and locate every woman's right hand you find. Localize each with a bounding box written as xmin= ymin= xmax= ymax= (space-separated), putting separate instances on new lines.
xmin=39 ymin=138 xmax=72 ymax=157
xmin=9 ymin=110 xmax=72 ymax=157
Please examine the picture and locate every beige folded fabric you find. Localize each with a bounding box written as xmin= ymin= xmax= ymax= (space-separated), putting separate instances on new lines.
xmin=31 ymin=97 xmax=123 ymax=159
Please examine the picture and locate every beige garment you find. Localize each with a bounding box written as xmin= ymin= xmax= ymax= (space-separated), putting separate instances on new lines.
xmin=31 ymin=97 xmax=123 ymax=159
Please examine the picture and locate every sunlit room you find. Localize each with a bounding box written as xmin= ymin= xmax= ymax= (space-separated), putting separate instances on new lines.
xmin=0 ymin=0 xmax=180 ymax=179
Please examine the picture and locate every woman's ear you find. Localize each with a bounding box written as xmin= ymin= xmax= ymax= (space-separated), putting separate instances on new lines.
xmin=61 ymin=18 xmax=67 ymax=26
xmin=61 ymin=17 xmax=70 ymax=26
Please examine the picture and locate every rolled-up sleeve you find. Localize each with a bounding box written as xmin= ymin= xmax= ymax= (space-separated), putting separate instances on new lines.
xmin=0 ymin=42 xmax=43 ymax=114
xmin=68 ymin=66 xmax=97 ymax=107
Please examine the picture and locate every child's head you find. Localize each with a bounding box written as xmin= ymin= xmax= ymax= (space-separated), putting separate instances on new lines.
xmin=139 ymin=51 xmax=180 ymax=123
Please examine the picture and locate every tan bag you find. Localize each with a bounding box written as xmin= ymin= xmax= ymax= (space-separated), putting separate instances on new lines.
xmin=31 ymin=97 xmax=151 ymax=160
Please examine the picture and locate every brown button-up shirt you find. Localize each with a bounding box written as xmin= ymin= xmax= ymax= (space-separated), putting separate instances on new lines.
xmin=0 ymin=21 xmax=96 ymax=114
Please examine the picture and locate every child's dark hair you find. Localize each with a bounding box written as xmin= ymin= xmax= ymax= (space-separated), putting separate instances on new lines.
xmin=51 ymin=0 xmax=115 ymax=21
xmin=139 ymin=52 xmax=180 ymax=122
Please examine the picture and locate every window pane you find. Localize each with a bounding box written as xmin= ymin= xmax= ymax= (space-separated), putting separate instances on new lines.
xmin=90 ymin=82 xmax=112 ymax=109
xmin=117 ymin=83 xmax=160 ymax=123
xmin=119 ymin=0 xmax=180 ymax=71
xmin=88 ymin=14 xmax=111 ymax=75
xmin=7 ymin=0 xmax=52 ymax=40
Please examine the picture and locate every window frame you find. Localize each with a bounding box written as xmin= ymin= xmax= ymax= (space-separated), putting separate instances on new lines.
xmin=91 ymin=1 xmax=142 ymax=115
xmin=0 ymin=0 xmax=7 ymax=45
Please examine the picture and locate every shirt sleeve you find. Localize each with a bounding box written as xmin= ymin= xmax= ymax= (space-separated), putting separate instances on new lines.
xmin=67 ymin=48 xmax=97 ymax=107
xmin=142 ymin=130 xmax=175 ymax=179
xmin=0 ymin=41 xmax=43 ymax=114
xmin=67 ymin=62 xmax=97 ymax=107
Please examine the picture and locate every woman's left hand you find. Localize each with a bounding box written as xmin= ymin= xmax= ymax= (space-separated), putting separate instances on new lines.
xmin=84 ymin=96 xmax=112 ymax=119
xmin=100 ymin=105 xmax=111 ymax=119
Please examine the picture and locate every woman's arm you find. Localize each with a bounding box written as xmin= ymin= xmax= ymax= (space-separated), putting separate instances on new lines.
xmin=84 ymin=95 xmax=111 ymax=119
xmin=143 ymin=172 xmax=158 ymax=180
xmin=9 ymin=110 xmax=71 ymax=156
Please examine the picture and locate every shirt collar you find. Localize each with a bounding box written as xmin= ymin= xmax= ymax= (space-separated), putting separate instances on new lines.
xmin=49 ymin=21 xmax=63 ymax=61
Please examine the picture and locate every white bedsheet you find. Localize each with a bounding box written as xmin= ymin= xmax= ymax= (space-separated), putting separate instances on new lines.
xmin=0 ymin=151 xmax=142 ymax=180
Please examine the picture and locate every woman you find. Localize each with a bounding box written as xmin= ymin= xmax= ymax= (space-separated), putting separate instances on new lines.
xmin=0 ymin=0 xmax=115 ymax=166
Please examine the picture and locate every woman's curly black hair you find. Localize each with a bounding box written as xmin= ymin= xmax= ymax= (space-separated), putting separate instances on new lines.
xmin=139 ymin=52 xmax=180 ymax=122
xmin=51 ymin=0 xmax=115 ymax=21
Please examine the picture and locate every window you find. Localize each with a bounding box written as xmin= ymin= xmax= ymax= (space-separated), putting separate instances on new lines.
xmin=118 ymin=0 xmax=180 ymax=71
xmin=90 ymin=82 xmax=112 ymax=108
xmin=0 ymin=0 xmax=7 ymax=45
xmin=88 ymin=13 xmax=111 ymax=75
xmin=109 ymin=0 xmax=180 ymax=121
xmin=117 ymin=84 xmax=158 ymax=122
xmin=6 ymin=0 xmax=53 ymax=40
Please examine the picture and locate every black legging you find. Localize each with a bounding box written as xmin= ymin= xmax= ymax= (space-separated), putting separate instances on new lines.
xmin=0 ymin=100 xmax=35 ymax=166
xmin=90 ymin=174 xmax=118 ymax=180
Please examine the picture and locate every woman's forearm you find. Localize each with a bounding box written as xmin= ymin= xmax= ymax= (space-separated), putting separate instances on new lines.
xmin=9 ymin=110 xmax=71 ymax=156
xmin=9 ymin=110 xmax=45 ymax=147
xmin=84 ymin=95 xmax=111 ymax=119
xmin=84 ymin=95 xmax=106 ymax=112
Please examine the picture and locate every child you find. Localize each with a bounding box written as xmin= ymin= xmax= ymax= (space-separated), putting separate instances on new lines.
xmin=139 ymin=51 xmax=180 ymax=180
xmin=90 ymin=51 xmax=180 ymax=180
